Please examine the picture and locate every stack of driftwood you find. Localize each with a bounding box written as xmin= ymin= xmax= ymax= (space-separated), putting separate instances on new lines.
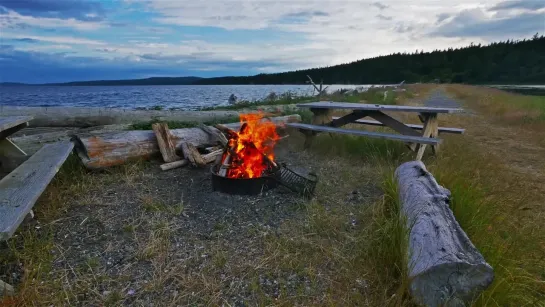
xmin=152 ymin=122 xmax=226 ymax=171
xmin=72 ymin=114 xmax=301 ymax=170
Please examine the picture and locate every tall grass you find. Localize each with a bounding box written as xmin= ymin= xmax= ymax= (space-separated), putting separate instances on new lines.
xmin=426 ymin=139 xmax=545 ymax=305
xmin=447 ymin=85 xmax=545 ymax=124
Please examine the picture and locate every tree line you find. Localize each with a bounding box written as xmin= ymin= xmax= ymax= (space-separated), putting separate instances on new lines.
xmin=195 ymin=34 xmax=545 ymax=85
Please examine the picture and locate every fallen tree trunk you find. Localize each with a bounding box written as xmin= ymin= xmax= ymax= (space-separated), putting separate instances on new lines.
xmin=395 ymin=161 xmax=494 ymax=306
xmin=11 ymin=124 xmax=131 ymax=155
xmin=0 ymin=106 xmax=241 ymax=127
xmin=73 ymin=115 xmax=300 ymax=169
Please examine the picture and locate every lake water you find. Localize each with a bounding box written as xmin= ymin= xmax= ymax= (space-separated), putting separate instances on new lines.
xmin=0 ymin=84 xmax=369 ymax=110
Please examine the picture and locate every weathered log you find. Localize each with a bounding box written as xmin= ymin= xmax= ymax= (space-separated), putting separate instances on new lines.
xmin=11 ymin=124 xmax=130 ymax=155
xmin=0 ymin=106 xmax=241 ymax=127
xmin=198 ymin=124 xmax=228 ymax=146
xmin=181 ymin=142 xmax=205 ymax=166
xmin=160 ymin=159 xmax=189 ymax=171
xmin=73 ymin=115 xmax=300 ymax=169
xmin=152 ymin=123 xmax=180 ymax=163
xmin=160 ymin=149 xmax=223 ymax=171
xmin=395 ymin=161 xmax=494 ymax=306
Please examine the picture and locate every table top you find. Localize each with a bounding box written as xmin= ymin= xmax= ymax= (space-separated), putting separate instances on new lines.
xmin=296 ymin=101 xmax=464 ymax=114
xmin=0 ymin=116 xmax=33 ymax=133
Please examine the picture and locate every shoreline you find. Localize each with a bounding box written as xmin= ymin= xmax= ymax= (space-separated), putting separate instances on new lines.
xmin=0 ymin=106 xmax=248 ymax=127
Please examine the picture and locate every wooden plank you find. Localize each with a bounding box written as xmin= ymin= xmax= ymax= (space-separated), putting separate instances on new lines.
xmin=367 ymin=111 xmax=421 ymax=151
xmin=0 ymin=141 xmax=74 ymax=241
xmin=152 ymin=123 xmax=180 ymax=163
xmin=331 ymin=117 xmax=465 ymax=134
xmin=287 ymin=123 xmax=441 ymax=145
xmin=367 ymin=111 xmax=422 ymax=136
xmin=329 ymin=111 xmax=368 ymax=128
xmin=415 ymin=114 xmax=438 ymax=160
xmin=297 ymin=101 xmax=464 ymax=114
xmin=0 ymin=116 xmax=33 ymax=134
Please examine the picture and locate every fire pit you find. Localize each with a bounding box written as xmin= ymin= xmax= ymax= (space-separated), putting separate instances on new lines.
xmin=211 ymin=164 xmax=279 ymax=195
xmin=211 ymin=112 xmax=317 ymax=197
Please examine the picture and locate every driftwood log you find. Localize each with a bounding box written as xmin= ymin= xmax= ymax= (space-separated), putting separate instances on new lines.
xmin=180 ymin=142 xmax=205 ymax=166
xmin=395 ymin=161 xmax=494 ymax=306
xmin=152 ymin=123 xmax=180 ymax=163
xmin=160 ymin=149 xmax=222 ymax=171
xmin=73 ymin=115 xmax=300 ymax=169
xmin=0 ymin=106 xmax=241 ymax=127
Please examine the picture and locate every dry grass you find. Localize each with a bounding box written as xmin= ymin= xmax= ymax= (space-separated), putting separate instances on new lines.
xmin=424 ymin=85 xmax=545 ymax=305
xmin=2 ymin=84 xmax=545 ymax=306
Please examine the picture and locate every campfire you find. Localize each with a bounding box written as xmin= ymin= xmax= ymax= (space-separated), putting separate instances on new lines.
xmin=212 ymin=112 xmax=317 ymax=197
xmin=218 ymin=112 xmax=280 ymax=179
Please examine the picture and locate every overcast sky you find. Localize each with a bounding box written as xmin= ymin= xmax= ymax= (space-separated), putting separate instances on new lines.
xmin=0 ymin=0 xmax=544 ymax=83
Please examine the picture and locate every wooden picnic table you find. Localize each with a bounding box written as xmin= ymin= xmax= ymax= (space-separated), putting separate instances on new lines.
xmin=1 ymin=116 xmax=74 ymax=240
xmin=287 ymin=101 xmax=464 ymax=160
xmin=0 ymin=116 xmax=33 ymax=171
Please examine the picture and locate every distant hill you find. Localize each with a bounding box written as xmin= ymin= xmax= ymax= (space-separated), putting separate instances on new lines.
xmin=195 ymin=34 xmax=545 ymax=85
xmin=49 ymin=76 xmax=202 ymax=86
xmin=0 ymin=82 xmax=29 ymax=86
xmin=2 ymin=35 xmax=543 ymax=86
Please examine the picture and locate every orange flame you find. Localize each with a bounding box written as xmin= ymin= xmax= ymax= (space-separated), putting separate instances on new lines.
xmin=223 ymin=112 xmax=279 ymax=178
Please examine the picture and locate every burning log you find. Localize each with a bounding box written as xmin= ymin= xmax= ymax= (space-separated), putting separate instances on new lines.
xmin=73 ymin=114 xmax=300 ymax=169
xmin=215 ymin=113 xmax=280 ymax=179
xmin=152 ymin=123 xmax=181 ymax=163
xmin=395 ymin=161 xmax=494 ymax=306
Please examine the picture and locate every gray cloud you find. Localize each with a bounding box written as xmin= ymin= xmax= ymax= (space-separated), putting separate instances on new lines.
xmin=394 ymin=23 xmax=414 ymax=33
xmin=490 ymin=0 xmax=545 ymax=11
xmin=13 ymin=38 xmax=40 ymax=43
xmin=285 ymin=11 xmax=329 ymax=18
xmin=371 ymin=2 xmax=388 ymax=10
xmin=376 ymin=14 xmax=392 ymax=21
xmin=436 ymin=13 xmax=450 ymax=24
xmin=432 ymin=9 xmax=545 ymax=38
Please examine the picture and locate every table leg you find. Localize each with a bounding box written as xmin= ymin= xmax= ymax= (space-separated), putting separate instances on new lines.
xmin=431 ymin=120 xmax=440 ymax=155
xmin=367 ymin=111 xmax=422 ymax=151
xmin=415 ymin=114 xmax=438 ymax=160
xmin=0 ymin=138 xmax=28 ymax=172
xmin=303 ymin=108 xmax=332 ymax=149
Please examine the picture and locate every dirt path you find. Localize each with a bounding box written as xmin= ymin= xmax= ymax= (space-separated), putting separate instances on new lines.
xmin=424 ymin=88 xmax=461 ymax=109
xmin=440 ymin=85 xmax=545 ymax=216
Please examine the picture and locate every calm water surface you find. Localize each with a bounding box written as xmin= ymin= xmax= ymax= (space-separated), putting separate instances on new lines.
xmin=0 ymin=84 xmax=370 ymax=110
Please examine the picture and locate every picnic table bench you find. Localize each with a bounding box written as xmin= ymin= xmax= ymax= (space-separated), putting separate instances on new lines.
xmin=287 ymin=101 xmax=464 ymax=160
xmin=0 ymin=116 xmax=74 ymax=295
